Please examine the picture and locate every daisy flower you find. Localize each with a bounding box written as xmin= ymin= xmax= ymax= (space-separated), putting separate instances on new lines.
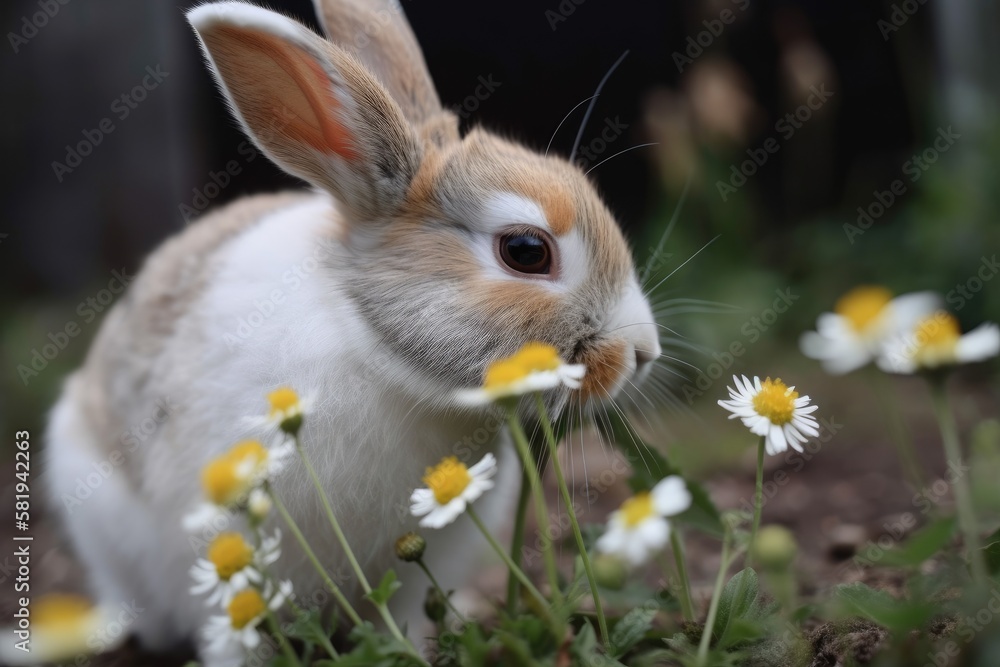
xmin=190 ymin=530 xmax=282 ymax=606
xmin=718 ymin=375 xmax=820 ymax=456
xmin=877 ymin=311 xmax=1000 ymax=373
xmin=266 ymin=386 xmax=308 ymax=435
xmin=457 ymin=342 xmax=585 ymax=405
xmin=0 ymin=594 xmax=125 ymax=665
xmin=595 ymin=476 xmax=692 ymax=568
xmin=799 ymin=286 xmax=940 ymax=374
xmin=183 ymin=439 xmax=294 ymax=531
xmin=242 ymin=386 xmax=314 ymax=437
xmin=410 ymin=453 xmax=497 ymax=528
xmin=204 ymin=580 xmax=294 ymax=657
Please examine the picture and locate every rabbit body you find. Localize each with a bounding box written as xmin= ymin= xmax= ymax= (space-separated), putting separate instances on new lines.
xmin=46 ymin=191 xmax=522 ymax=659
xmin=44 ymin=0 xmax=660 ymax=664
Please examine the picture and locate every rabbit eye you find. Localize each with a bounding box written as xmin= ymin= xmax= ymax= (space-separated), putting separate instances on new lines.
xmin=498 ymin=233 xmax=551 ymax=275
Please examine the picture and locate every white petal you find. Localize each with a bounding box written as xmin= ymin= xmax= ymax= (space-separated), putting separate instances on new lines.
xmin=182 ymin=504 xmax=223 ymax=532
xmin=461 ymin=478 xmax=494 ymax=505
xmin=419 ymin=499 xmax=466 ymax=529
xmin=242 ymin=626 xmax=262 ymax=649
xmin=956 ymin=323 xmax=1000 ymax=363
xmin=454 ymin=388 xmax=494 ymax=406
xmin=876 ymin=338 xmax=918 ymax=374
xmin=887 ymin=292 xmax=942 ymax=332
xmin=766 ymin=424 xmax=787 ymax=455
xmin=635 ymin=516 xmax=671 ymax=552
xmin=468 ymin=453 xmax=498 ymax=478
xmin=409 ymin=489 xmax=437 ymax=516
xmin=652 ymin=476 xmax=692 ymax=517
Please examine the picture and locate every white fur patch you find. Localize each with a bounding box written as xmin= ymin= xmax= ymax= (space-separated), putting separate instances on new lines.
xmin=468 ymin=191 xmax=589 ymax=292
xmin=480 ymin=192 xmax=549 ymax=232
xmin=605 ymin=278 xmax=660 ymax=379
xmin=188 ymin=3 xmax=309 ymax=43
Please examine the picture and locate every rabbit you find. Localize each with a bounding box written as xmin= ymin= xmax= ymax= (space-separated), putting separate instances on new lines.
xmin=43 ymin=0 xmax=661 ymax=664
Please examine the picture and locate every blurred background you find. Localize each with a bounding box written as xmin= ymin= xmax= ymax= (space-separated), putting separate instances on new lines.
xmin=1 ymin=0 xmax=999 ymax=531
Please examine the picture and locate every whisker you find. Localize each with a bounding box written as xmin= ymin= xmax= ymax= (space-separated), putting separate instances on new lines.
xmin=545 ymin=94 xmax=599 ymax=157
xmin=585 ymin=142 xmax=659 ymax=175
xmin=645 ymin=235 xmax=721 ymax=296
xmin=640 ymin=173 xmax=693 ymax=285
xmin=570 ymin=50 xmax=629 ymax=164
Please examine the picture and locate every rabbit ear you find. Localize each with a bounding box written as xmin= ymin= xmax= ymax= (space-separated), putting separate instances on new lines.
xmin=188 ymin=2 xmax=422 ymax=220
xmin=311 ymin=0 xmax=444 ymax=129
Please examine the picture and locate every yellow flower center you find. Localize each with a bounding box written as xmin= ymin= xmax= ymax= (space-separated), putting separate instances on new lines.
xmin=423 ymin=456 xmax=472 ymax=505
xmin=752 ymin=378 xmax=798 ymax=426
xmin=201 ymin=441 xmax=269 ymax=505
xmin=227 ymin=589 xmax=266 ymax=630
xmin=834 ymin=286 xmax=893 ymax=333
xmin=482 ymin=342 xmax=564 ymax=390
xmin=619 ymin=492 xmax=655 ymax=528
xmin=202 ymin=457 xmax=243 ymax=505
xmin=512 ymin=342 xmax=562 ymax=372
xmin=484 ymin=360 xmax=529 ymax=389
xmin=207 ymin=533 xmax=254 ymax=580
xmin=228 ymin=439 xmax=268 ymax=465
xmin=267 ymin=387 xmax=300 ymax=417
xmin=912 ymin=311 xmax=961 ymax=365
xmin=33 ymin=594 xmax=93 ymax=631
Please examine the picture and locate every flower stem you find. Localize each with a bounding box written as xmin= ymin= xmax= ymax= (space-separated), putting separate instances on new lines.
xmin=506 ymin=467 xmax=532 ymax=615
xmin=293 ymin=438 xmax=423 ymax=661
xmin=505 ymin=407 xmax=563 ymax=606
xmin=533 ymin=393 xmax=609 ymax=649
xmin=417 ymin=559 xmax=467 ymax=624
xmin=467 ymin=506 xmax=552 ymax=621
xmin=669 ymin=529 xmax=695 ymax=622
xmin=697 ymin=529 xmax=733 ymax=666
xmin=265 ymin=610 xmax=302 ymax=667
xmin=748 ymin=436 xmax=765 ymax=567
xmin=270 ymin=490 xmax=364 ymax=627
xmin=928 ymin=378 xmax=986 ymax=583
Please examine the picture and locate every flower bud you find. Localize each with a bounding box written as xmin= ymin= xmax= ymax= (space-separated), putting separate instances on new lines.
xmin=593 ymin=553 xmax=628 ymax=590
xmin=279 ymin=414 xmax=303 ymax=436
xmin=248 ymin=489 xmax=272 ymax=521
xmin=395 ymin=532 xmax=427 ymax=562
xmin=752 ymin=525 xmax=798 ymax=570
xmin=424 ymin=586 xmax=447 ymax=623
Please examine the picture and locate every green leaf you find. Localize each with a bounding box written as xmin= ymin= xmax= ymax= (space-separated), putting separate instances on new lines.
xmin=609 ymin=606 xmax=658 ymax=657
xmin=282 ymin=608 xmax=331 ymax=646
xmin=879 ymin=517 xmax=956 ymax=567
xmin=712 ymin=568 xmax=760 ymax=648
xmin=366 ymin=569 xmax=402 ymax=606
xmin=834 ymin=582 xmax=933 ymax=632
xmin=571 ymin=621 xmax=598 ymax=655
xmin=456 ymin=623 xmax=491 ymax=667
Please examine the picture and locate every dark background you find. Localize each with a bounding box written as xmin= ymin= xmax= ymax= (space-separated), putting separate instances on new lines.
xmin=1 ymin=0 xmax=997 ymax=440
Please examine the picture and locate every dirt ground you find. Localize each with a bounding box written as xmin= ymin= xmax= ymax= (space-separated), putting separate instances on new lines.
xmin=4 ymin=373 xmax=997 ymax=665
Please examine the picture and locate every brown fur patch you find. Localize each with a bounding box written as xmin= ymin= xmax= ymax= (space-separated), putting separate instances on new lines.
xmin=510 ymin=171 xmax=576 ymax=235
xmin=577 ymin=338 xmax=628 ymax=400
